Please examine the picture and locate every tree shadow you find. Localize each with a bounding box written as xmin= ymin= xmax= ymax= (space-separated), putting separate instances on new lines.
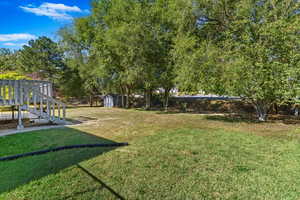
xmin=155 ymin=110 xmax=232 ymax=115
xmin=76 ymin=164 xmax=126 ymax=200
xmin=134 ymin=107 xmax=221 ymax=115
xmin=0 ymin=127 xmax=126 ymax=194
xmin=204 ymin=115 xmax=258 ymax=123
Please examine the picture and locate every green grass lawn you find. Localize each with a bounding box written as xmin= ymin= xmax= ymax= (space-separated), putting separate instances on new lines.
xmin=1 ymin=107 xmax=300 ymax=199
xmin=0 ymin=127 xmax=119 ymax=196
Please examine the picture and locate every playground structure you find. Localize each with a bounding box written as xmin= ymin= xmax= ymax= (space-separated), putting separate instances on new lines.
xmin=0 ymin=79 xmax=66 ymax=129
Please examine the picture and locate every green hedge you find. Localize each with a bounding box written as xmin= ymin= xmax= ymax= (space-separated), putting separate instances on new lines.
xmin=0 ymin=72 xmax=30 ymax=80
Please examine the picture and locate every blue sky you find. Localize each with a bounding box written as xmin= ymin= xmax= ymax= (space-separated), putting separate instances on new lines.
xmin=0 ymin=0 xmax=91 ymax=49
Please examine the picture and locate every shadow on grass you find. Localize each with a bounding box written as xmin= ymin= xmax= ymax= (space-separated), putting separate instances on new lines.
xmin=139 ymin=107 xmax=234 ymax=115
xmin=204 ymin=115 xmax=258 ymax=123
xmin=154 ymin=110 xmax=223 ymax=115
xmin=134 ymin=107 xmax=204 ymax=114
xmin=66 ymin=105 xmax=101 ymax=109
xmin=0 ymin=127 xmax=124 ymax=194
xmin=205 ymin=114 xmax=300 ymax=124
xmin=65 ymin=116 xmax=98 ymax=125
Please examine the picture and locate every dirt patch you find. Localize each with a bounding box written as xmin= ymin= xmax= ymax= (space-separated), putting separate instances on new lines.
xmin=0 ymin=119 xmax=53 ymax=130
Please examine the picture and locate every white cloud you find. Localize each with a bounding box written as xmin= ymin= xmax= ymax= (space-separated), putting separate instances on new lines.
xmin=0 ymin=34 xmax=36 ymax=42
xmin=41 ymin=3 xmax=81 ymax=12
xmin=3 ymin=42 xmax=27 ymax=47
xmin=3 ymin=43 xmax=16 ymax=46
xmin=20 ymin=2 xmax=84 ymax=20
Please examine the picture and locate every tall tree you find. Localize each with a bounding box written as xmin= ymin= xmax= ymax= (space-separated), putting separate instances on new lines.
xmin=90 ymin=0 xmax=181 ymax=109
xmin=174 ymin=0 xmax=300 ymax=121
xmin=18 ymin=36 xmax=65 ymax=81
xmin=0 ymin=48 xmax=18 ymax=72
xmin=58 ymin=17 xmax=100 ymax=105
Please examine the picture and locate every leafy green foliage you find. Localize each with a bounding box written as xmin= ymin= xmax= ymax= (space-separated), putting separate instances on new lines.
xmin=58 ymin=66 xmax=85 ymax=98
xmin=174 ymin=0 xmax=300 ymax=120
xmin=85 ymin=0 xmax=184 ymax=108
xmin=0 ymin=71 xmax=29 ymax=80
xmin=58 ymin=19 xmax=100 ymax=102
xmin=18 ymin=36 xmax=65 ymax=80
xmin=1 ymin=0 xmax=298 ymax=119
xmin=0 ymin=48 xmax=18 ymax=72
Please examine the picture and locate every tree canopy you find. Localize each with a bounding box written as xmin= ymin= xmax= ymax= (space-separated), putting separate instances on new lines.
xmin=18 ymin=36 xmax=65 ymax=80
xmin=173 ymin=0 xmax=300 ymax=121
xmin=2 ymin=0 xmax=300 ymax=121
xmin=0 ymin=48 xmax=18 ymax=72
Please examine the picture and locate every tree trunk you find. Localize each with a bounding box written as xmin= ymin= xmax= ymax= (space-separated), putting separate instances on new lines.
xmin=254 ymin=100 xmax=269 ymax=122
xmin=119 ymin=85 xmax=125 ymax=108
xmin=273 ymin=103 xmax=278 ymax=114
xmin=145 ymin=89 xmax=152 ymax=110
xmin=163 ymin=88 xmax=170 ymax=111
xmin=121 ymin=95 xmax=125 ymax=108
xmin=125 ymin=86 xmax=131 ymax=109
xmin=89 ymin=95 xmax=93 ymax=107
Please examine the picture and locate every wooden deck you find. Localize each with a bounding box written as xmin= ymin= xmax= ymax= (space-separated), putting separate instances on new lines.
xmin=0 ymin=80 xmax=52 ymax=106
xmin=0 ymin=80 xmax=66 ymax=129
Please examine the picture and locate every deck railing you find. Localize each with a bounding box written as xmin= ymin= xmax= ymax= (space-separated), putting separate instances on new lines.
xmin=0 ymin=80 xmax=52 ymax=105
xmin=0 ymin=79 xmax=66 ymax=123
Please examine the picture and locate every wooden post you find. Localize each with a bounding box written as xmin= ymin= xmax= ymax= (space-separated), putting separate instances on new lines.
xmin=63 ymin=105 xmax=66 ymax=120
xmin=47 ymin=99 xmax=50 ymax=118
xmin=33 ymin=90 xmax=37 ymax=112
xmin=19 ymin=80 xmax=23 ymax=105
xmin=58 ymin=104 xmax=61 ymax=120
xmin=52 ymin=102 xmax=55 ymax=120
xmin=17 ymin=105 xmax=24 ymax=130
xmin=40 ymin=96 xmax=43 ymax=119
xmin=8 ymin=80 xmax=12 ymax=105
xmin=0 ymin=81 xmax=2 ymax=101
xmin=14 ymin=80 xmax=18 ymax=105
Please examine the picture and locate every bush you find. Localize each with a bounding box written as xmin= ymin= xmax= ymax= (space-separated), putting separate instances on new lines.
xmin=0 ymin=72 xmax=29 ymax=80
